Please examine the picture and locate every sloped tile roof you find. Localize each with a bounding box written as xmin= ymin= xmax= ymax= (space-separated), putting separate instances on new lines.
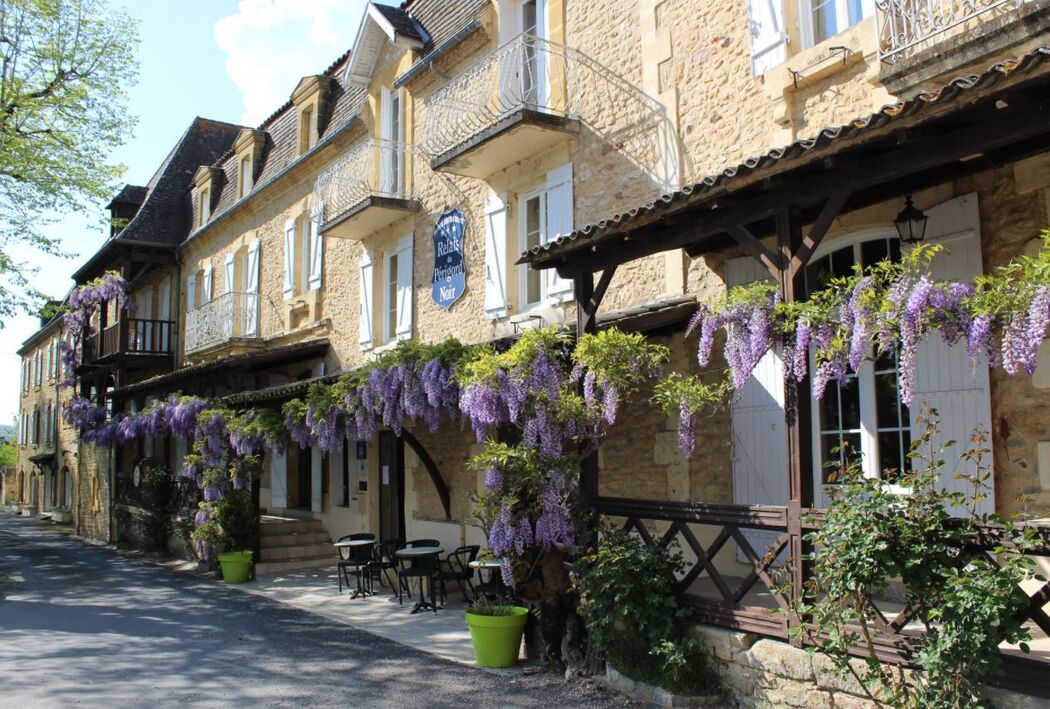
xmin=401 ymin=0 xmax=488 ymax=48
xmin=373 ymin=3 xmax=428 ymax=44
xmin=520 ymin=45 xmax=1050 ymax=265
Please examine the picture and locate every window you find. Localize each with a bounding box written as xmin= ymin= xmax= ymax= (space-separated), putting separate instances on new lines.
xmin=31 ymin=407 xmax=40 ymax=445
xmin=44 ymin=402 xmax=53 ymax=445
xmin=300 ymin=106 xmax=315 ymax=154
xmin=384 ymin=250 xmax=399 ymax=343
xmin=801 ymin=0 xmax=873 ymax=48
xmin=34 ymin=351 xmax=42 ymax=387
xmin=299 ymin=217 xmax=312 ymax=294
xmin=239 ymin=156 xmax=253 ymax=198
xmin=807 ymin=235 xmax=911 ymax=487
xmin=520 ymin=189 xmax=545 ymax=308
xmin=198 ymin=187 xmax=211 ymax=227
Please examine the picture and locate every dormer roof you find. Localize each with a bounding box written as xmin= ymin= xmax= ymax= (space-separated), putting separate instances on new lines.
xmin=344 ymin=2 xmax=429 ymax=86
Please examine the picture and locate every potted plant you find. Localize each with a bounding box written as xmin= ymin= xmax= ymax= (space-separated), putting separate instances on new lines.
xmin=464 ymin=596 xmax=528 ymax=668
xmin=191 ymin=489 xmax=257 ymax=584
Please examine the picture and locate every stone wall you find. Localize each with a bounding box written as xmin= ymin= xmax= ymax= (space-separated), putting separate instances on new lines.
xmin=694 ymin=625 xmax=1044 ymax=709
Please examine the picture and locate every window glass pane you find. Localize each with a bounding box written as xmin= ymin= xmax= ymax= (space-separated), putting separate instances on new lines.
xmin=839 ymin=375 xmax=861 ymax=430
xmin=860 ymin=238 xmax=889 ymax=267
xmin=388 ymin=253 xmax=398 ymax=337
xmin=525 ymin=196 xmax=542 ymax=304
xmin=830 ymin=245 xmax=855 ymax=279
xmin=878 ymin=431 xmax=903 ymax=481
xmin=805 ymin=255 xmax=832 ymax=298
xmin=821 ymin=434 xmax=843 ymax=483
xmin=819 ymin=384 xmax=840 ymax=431
xmin=875 ymin=372 xmax=900 ymax=429
xmin=812 ymin=0 xmax=838 ymax=44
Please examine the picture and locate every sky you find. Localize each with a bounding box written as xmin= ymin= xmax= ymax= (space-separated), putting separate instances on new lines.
xmin=1 ymin=0 xmax=370 ymax=423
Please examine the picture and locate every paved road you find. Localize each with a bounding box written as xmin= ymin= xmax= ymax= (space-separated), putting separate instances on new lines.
xmin=0 ymin=514 xmax=621 ymax=708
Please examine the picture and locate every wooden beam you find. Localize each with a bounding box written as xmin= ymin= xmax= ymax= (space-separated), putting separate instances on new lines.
xmin=726 ymin=224 xmax=782 ymax=280
xmin=576 ymin=272 xmax=600 ymax=506
xmin=790 ymin=188 xmax=849 ymax=278
xmin=400 ymin=429 xmax=451 ymax=520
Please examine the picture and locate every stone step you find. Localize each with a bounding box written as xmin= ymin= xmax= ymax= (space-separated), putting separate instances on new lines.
xmin=259 ymin=531 xmax=330 ymax=548
xmin=258 ymin=542 xmax=335 ymax=563
xmin=259 ymin=519 xmax=325 ymax=536
xmin=254 ymin=554 xmax=333 ymax=576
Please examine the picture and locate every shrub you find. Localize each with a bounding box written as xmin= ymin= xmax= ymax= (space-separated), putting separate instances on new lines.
xmin=137 ymin=459 xmax=173 ymax=553
xmin=577 ymin=529 xmax=720 ymax=696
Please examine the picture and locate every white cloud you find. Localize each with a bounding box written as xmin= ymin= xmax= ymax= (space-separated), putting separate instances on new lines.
xmin=214 ymin=0 xmax=369 ymax=126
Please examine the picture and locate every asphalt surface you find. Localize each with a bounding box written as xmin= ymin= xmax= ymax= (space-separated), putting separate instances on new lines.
xmin=0 ymin=514 xmax=623 ymax=708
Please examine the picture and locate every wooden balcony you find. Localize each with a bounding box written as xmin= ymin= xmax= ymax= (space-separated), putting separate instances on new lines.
xmin=84 ymin=316 xmax=176 ymax=369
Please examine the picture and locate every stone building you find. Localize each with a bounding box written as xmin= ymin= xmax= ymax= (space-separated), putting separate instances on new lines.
xmin=14 ymin=0 xmax=1050 ymax=702
xmin=15 ymin=308 xmax=74 ymax=521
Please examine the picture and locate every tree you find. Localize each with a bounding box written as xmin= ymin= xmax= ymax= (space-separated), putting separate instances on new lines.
xmin=0 ymin=0 xmax=138 ymax=321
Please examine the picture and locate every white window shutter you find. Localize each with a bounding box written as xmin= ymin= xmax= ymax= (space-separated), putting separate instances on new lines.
xmin=283 ymin=218 xmax=296 ymax=299
xmin=308 ymin=209 xmax=324 ymax=291
xmin=747 ymin=0 xmax=787 ymax=76
xmin=484 ymin=192 xmax=509 ymax=319
xmin=202 ymin=266 xmax=213 ymax=304
xmin=395 ymin=233 xmax=414 ymax=341
xmin=187 ymin=273 xmax=197 ymax=312
xmin=224 ymin=253 xmax=235 ymax=294
xmin=270 ymin=452 xmax=288 ymax=509
xmin=907 ymin=193 xmax=993 ymax=516
xmin=545 ymin=163 xmax=574 ymax=302
xmin=245 ymin=239 xmax=261 ymax=337
xmin=359 ymin=250 xmax=374 ymax=350
xmin=379 ymin=87 xmax=394 ymax=195
xmin=727 ymin=256 xmax=788 ymax=561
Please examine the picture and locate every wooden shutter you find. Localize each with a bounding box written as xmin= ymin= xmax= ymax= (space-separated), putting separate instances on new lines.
xmin=395 ymin=233 xmax=414 ymax=341
xmin=359 ymin=250 xmax=374 ymax=350
xmin=308 ymin=208 xmax=324 ymax=292
xmin=187 ymin=273 xmax=197 ymax=312
xmin=908 ymin=194 xmax=994 ymax=515
xmin=727 ymin=256 xmax=788 ymax=561
xmin=283 ymin=218 xmax=296 ymax=299
xmin=202 ymin=265 xmax=213 ymax=304
xmin=544 ymin=163 xmax=574 ymax=301
xmin=484 ymin=192 xmax=509 ymax=319
xmin=747 ymin=0 xmax=787 ymax=76
xmin=224 ymin=253 xmax=235 ymax=294
xmin=270 ymin=452 xmax=288 ymax=509
xmin=245 ymin=239 xmax=261 ymax=337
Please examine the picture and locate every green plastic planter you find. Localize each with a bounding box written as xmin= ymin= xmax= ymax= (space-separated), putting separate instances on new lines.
xmin=218 ymin=550 xmax=253 ymax=584
xmin=464 ymin=606 xmax=528 ymax=668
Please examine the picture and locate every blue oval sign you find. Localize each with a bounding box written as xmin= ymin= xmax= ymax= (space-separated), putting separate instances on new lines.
xmin=432 ymin=208 xmax=466 ymax=310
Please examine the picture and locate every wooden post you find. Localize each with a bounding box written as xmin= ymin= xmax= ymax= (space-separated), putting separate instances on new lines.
xmin=776 ymin=207 xmax=814 ymax=645
xmin=575 ymin=272 xmax=599 ymax=505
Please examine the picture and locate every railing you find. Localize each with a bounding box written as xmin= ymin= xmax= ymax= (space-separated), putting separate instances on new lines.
xmin=419 ymin=33 xmax=683 ymax=189
xmin=876 ymin=0 xmax=1024 ymax=63
xmin=90 ymin=318 xmax=176 ymax=360
xmin=184 ymin=291 xmax=259 ymax=354
xmin=596 ymin=496 xmax=1050 ymax=691
xmin=313 ymin=138 xmax=415 ymax=226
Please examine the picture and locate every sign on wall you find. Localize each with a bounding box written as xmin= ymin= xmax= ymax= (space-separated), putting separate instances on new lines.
xmin=431 ymin=208 xmax=467 ymax=310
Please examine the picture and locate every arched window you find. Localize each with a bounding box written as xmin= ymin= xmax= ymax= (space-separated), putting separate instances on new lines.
xmin=805 ymin=232 xmax=912 ymax=491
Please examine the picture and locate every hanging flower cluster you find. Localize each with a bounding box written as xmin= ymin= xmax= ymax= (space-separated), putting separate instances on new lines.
xmin=60 ymin=271 xmax=129 ymax=384
xmin=460 ymin=327 xmax=668 ymax=584
xmin=687 ymin=233 xmax=1050 ymax=407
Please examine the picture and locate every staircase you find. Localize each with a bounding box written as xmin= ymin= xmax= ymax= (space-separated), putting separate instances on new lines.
xmin=255 ymin=516 xmax=333 ymax=576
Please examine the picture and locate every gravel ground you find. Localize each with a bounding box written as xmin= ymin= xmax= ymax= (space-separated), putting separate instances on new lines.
xmin=0 ymin=513 xmax=625 ymax=708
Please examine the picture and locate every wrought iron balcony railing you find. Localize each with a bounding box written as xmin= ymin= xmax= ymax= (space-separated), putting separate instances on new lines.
xmin=418 ymin=33 xmax=681 ymax=187
xmin=312 ymin=138 xmax=416 ymax=226
xmin=876 ymin=0 xmax=1024 ymax=63
xmin=184 ymin=291 xmax=259 ymax=354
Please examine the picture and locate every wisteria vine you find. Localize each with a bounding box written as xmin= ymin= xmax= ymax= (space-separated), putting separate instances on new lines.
xmin=60 ymin=271 xmax=129 ymax=385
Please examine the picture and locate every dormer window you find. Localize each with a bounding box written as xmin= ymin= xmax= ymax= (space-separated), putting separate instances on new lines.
xmin=291 ymin=75 xmax=332 ymax=157
xmin=191 ymin=165 xmax=221 ymax=230
xmin=232 ymin=128 xmax=265 ymax=201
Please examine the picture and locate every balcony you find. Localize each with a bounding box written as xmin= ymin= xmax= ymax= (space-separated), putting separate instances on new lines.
xmin=184 ymin=291 xmax=260 ymax=355
xmin=419 ymin=33 xmax=582 ymax=179
xmin=876 ymin=0 xmax=1050 ymax=88
xmin=313 ymin=138 xmax=420 ymax=240
xmin=84 ymin=316 xmax=176 ymax=368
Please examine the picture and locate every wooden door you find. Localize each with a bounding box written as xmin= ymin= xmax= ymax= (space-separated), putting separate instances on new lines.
xmin=378 ymin=431 xmax=405 ymax=542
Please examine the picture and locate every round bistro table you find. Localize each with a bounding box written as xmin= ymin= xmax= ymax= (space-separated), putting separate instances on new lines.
xmin=335 ymin=539 xmax=376 ymax=598
xmin=395 ymin=546 xmax=445 ymax=613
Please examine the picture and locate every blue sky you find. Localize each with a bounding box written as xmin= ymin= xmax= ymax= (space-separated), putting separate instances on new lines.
xmin=2 ymin=0 xmax=369 ymax=422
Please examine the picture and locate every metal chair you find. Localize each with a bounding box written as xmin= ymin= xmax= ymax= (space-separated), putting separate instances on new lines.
xmin=395 ymin=539 xmax=441 ymax=608
xmin=437 ymin=545 xmax=479 ymax=605
xmin=368 ymin=538 xmax=404 ymax=599
xmin=336 ymin=533 xmax=375 ymax=594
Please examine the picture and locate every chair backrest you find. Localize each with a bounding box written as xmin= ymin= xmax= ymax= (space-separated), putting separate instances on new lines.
xmin=449 ymin=545 xmax=480 ymax=574
xmin=406 ymin=538 xmax=440 ymax=548
xmin=376 ymin=538 xmax=403 ymax=564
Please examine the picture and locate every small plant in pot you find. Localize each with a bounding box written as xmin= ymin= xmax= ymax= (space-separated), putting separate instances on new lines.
xmin=465 ymin=596 xmax=529 ymax=668
xmin=190 ymin=488 xmax=257 ymax=584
